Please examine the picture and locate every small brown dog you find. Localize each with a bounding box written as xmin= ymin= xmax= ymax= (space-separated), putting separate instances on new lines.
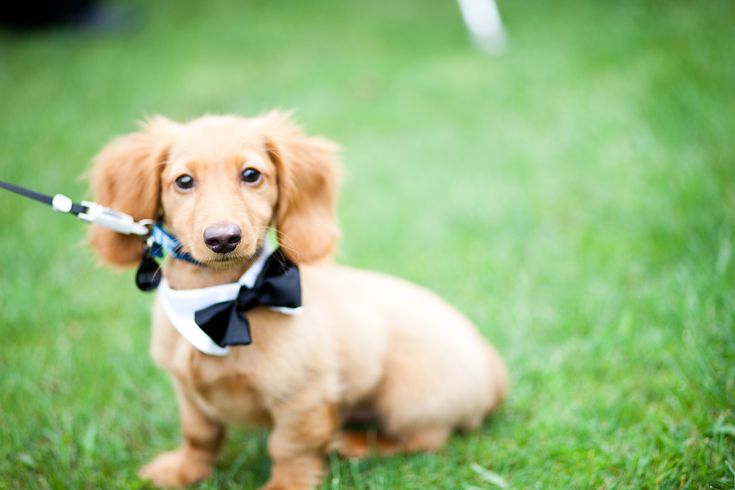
xmin=88 ymin=112 xmax=508 ymax=489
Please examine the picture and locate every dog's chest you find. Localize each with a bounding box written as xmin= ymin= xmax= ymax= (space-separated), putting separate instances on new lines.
xmin=186 ymin=357 xmax=272 ymax=426
xmin=150 ymin=303 xmax=272 ymax=427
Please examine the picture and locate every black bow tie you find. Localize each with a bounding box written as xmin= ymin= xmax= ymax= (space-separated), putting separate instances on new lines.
xmin=193 ymin=249 xmax=301 ymax=347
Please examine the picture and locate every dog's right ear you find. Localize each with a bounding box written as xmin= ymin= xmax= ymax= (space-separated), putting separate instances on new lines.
xmin=88 ymin=116 xmax=177 ymax=268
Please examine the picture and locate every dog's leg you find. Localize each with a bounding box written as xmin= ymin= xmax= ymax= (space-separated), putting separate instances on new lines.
xmin=334 ymin=431 xmax=402 ymax=459
xmin=335 ymin=426 xmax=450 ymax=459
xmin=261 ymin=394 xmax=338 ymax=490
xmin=139 ymin=380 xmax=225 ymax=487
xmin=400 ymin=426 xmax=451 ymax=452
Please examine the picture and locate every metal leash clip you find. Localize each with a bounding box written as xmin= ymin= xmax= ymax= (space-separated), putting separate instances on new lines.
xmin=76 ymin=201 xmax=153 ymax=236
xmin=0 ymin=180 xmax=154 ymax=237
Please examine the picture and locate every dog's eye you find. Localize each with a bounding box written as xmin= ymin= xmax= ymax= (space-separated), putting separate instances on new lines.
xmin=174 ymin=174 xmax=195 ymax=190
xmin=241 ymin=168 xmax=262 ymax=185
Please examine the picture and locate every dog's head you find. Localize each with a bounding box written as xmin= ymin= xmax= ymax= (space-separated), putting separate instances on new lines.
xmin=88 ymin=112 xmax=340 ymax=268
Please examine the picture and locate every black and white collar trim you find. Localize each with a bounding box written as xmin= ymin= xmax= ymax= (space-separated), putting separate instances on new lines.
xmin=158 ymin=239 xmax=302 ymax=356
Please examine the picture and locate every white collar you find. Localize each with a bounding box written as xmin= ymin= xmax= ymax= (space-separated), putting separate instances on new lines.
xmin=158 ymin=239 xmax=302 ymax=356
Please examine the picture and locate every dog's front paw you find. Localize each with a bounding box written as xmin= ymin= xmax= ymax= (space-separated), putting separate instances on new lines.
xmin=259 ymin=453 xmax=326 ymax=490
xmin=139 ymin=449 xmax=213 ymax=488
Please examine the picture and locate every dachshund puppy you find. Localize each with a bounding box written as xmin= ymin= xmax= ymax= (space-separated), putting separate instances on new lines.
xmin=88 ymin=112 xmax=508 ymax=489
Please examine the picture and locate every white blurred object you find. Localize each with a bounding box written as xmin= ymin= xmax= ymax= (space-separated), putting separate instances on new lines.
xmin=458 ymin=0 xmax=507 ymax=53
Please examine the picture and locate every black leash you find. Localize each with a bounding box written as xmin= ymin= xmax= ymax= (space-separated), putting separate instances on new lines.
xmin=0 ymin=179 xmax=87 ymax=215
xmin=0 ymin=179 xmax=206 ymax=292
xmin=0 ymin=178 xmax=151 ymax=236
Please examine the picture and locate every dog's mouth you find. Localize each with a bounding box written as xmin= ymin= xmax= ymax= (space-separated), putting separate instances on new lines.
xmin=198 ymin=246 xmax=262 ymax=269
xmin=201 ymin=254 xmax=249 ymax=267
xmin=183 ymin=236 xmax=263 ymax=269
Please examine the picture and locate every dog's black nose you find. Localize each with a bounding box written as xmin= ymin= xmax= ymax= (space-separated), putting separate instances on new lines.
xmin=203 ymin=223 xmax=242 ymax=254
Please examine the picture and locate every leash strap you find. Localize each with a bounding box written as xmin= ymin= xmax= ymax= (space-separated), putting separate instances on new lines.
xmin=0 ymin=179 xmax=151 ymax=236
xmin=0 ymin=179 xmax=87 ymax=215
xmin=2 ymin=178 xmax=206 ymax=293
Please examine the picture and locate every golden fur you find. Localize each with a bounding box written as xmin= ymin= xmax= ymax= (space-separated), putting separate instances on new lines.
xmin=88 ymin=112 xmax=509 ymax=489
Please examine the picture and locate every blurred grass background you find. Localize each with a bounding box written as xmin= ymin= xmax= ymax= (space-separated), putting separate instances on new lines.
xmin=1 ymin=0 xmax=734 ymax=488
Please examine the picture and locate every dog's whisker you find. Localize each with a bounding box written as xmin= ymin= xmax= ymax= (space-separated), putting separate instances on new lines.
xmin=271 ymin=228 xmax=300 ymax=259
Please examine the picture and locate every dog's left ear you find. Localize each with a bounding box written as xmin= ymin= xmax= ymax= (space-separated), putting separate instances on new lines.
xmin=262 ymin=112 xmax=341 ymax=264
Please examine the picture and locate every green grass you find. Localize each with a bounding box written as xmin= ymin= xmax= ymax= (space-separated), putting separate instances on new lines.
xmin=1 ymin=0 xmax=734 ymax=488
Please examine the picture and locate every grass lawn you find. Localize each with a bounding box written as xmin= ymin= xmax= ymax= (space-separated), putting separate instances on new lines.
xmin=1 ymin=0 xmax=734 ymax=488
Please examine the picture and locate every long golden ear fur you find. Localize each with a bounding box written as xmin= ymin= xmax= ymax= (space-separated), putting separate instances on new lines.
xmin=88 ymin=116 xmax=176 ymax=268
xmin=263 ymin=112 xmax=341 ymax=264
